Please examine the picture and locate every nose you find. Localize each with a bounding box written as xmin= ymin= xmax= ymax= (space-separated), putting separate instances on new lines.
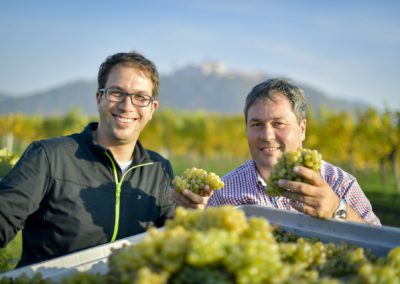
xmin=260 ymin=124 xmax=275 ymax=141
xmin=118 ymin=95 xmax=136 ymax=111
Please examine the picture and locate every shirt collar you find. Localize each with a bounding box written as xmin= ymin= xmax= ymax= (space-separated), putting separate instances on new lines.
xmin=256 ymin=170 xmax=267 ymax=187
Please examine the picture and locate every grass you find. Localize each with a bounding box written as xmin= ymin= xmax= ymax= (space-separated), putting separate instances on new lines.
xmin=0 ymin=233 xmax=21 ymax=272
xmin=354 ymin=169 xmax=399 ymax=193
xmin=344 ymin=168 xmax=400 ymax=227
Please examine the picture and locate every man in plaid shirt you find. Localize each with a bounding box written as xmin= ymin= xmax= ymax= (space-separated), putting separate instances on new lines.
xmin=207 ymin=78 xmax=380 ymax=225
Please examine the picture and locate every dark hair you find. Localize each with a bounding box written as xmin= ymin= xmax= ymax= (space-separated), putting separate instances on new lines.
xmin=97 ymin=51 xmax=160 ymax=99
xmin=244 ymin=78 xmax=307 ymax=123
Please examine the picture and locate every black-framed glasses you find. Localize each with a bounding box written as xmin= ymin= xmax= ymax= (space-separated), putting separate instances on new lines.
xmin=99 ymin=87 xmax=154 ymax=107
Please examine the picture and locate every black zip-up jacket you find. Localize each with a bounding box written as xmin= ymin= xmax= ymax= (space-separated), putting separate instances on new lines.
xmin=0 ymin=123 xmax=175 ymax=267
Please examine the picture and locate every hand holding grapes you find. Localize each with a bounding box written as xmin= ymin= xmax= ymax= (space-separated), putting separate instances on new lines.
xmin=278 ymin=166 xmax=340 ymax=219
xmin=171 ymin=185 xmax=213 ymax=210
xmin=266 ymin=148 xmax=339 ymax=219
xmin=171 ymin=167 xmax=224 ymax=210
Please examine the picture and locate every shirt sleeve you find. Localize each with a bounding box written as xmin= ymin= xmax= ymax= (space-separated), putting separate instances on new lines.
xmin=0 ymin=142 xmax=50 ymax=246
xmin=207 ymin=189 xmax=222 ymax=207
xmin=343 ymin=178 xmax=381 ymax=225
xmin=322 ymin=162 xmax=381 ymax=226
xmin=207 ymin=176 xmax=234 ymax=207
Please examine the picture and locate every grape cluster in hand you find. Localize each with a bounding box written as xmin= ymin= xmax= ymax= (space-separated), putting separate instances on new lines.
xmin=267 ymin=148 xmax=322 ymax=196
xmin=172 ymin=167 xmax=224 ymax=196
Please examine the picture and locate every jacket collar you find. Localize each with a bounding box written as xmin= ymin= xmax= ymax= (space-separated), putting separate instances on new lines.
xmin=82 ymin=122 xmax=152 ymax=164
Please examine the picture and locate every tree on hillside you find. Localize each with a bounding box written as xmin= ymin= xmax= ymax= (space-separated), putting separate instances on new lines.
xmin=0 ymin=114 xmax=42 ymax=154
xmin=309 ymin=107 xmax=356 ymax=169
xmin=383 ymin=111 xmax=400 ymax=192
xmin=354 ymin=108 xmax=400 ymax=191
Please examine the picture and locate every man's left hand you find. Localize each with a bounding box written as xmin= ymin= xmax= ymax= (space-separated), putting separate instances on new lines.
xmin=279 ymin=166 xmax=339 ymax=219
xmin=171 ymin=185 xmax=212 ymax=210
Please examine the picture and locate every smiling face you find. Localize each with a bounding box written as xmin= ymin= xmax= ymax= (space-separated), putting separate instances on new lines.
xmin=96 ymin=64 xmax=158 ymax=148
xmin=246 ymin=93 xmax=306 ymax=179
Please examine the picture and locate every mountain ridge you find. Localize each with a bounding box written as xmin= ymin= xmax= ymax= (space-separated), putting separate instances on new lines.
xmin=0 ymin=65 xmax=369 ymax=116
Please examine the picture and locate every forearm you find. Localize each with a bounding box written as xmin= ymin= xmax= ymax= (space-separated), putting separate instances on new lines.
xmin=345 ymin=205 xmax=367 ymax=223
xmin=340 ymin=179 xmax=381 ymax=225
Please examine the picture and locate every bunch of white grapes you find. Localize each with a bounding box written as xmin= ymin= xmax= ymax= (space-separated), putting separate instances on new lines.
xmin=267 ymin=148 xmax=322 ymax=196
xmin=172 ymin=167 xmax=224 ymax=195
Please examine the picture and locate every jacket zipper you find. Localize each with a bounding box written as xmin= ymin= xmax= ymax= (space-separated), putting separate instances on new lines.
xmin=105 ymin=152 xmax=153 ymax=242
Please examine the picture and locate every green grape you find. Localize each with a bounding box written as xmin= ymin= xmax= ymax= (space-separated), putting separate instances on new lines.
xmin=172 ymin=167 xmax=224 ymax=195
xmin=60 ymin=272 xmax=105 ymax=284
xmin=0 ymin=273 xmax=52 ymax=284
xmin=166 ymin=206 xmax=248 ymax=233
xmin=266 ymin=148 xmax=322 ymax=196
xmin=170 ymin=265 xmax=233 ymax=284
xmin=134 ymin=268 xmax=169 ymax=284
xmin=186 ymin=229 xmax=236 ymax=266
xmin=387 ymin=246 xmax=400 ymax=268
xmin=356 ymin=262 xmax=399 ymax=284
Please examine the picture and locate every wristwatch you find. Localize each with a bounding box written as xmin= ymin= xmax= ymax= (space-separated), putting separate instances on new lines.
xmin=332 ymin=198 xmax=347 ymax=220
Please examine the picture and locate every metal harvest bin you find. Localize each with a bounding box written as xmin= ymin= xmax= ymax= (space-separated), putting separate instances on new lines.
xmin=1 ymin=205 xmax=400 ymax=281
xmin=237 ymin=205 xmax=400 ymax=257
xmin=0 ymin=231 xmax=148 ymax=282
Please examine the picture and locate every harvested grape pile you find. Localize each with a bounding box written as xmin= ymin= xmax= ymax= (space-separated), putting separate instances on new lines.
xmin=172 ymin=167 xmax=224 ymax=195
xmin=107 ymin=206 xmax=400 ymax=284
xmin=267 ymin=148 xmax=322 ymax=196
xmin=1 ymin=207 xmax=399 ymax=284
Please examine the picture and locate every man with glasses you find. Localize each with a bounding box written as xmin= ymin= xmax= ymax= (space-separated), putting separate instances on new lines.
xmin=0 ymin=51 xmax=209 ymax=267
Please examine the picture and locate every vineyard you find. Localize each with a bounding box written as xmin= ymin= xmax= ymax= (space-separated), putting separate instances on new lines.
xmin=0 ymin=107 xmax=400 ymax=274
xmin=1 ymin=107 xmax=399 ymax=190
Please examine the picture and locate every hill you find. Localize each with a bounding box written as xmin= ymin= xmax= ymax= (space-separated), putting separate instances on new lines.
xmin=0 ymin=64 xmax=369 ymax=116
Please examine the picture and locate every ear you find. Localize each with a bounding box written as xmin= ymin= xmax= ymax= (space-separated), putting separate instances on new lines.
xmin=96 ymin=91 xmax=102 ymax=105
xmin=300 ymin=119 xmax=307 ymax=141
xmin=149 ymin=100 xmax=159 ymax=120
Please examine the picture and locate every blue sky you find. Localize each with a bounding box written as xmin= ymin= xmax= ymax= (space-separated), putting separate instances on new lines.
xmin=1 ymin=0 xmax=399 ymax=109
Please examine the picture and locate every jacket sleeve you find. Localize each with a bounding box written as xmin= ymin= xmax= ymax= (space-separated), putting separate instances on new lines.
xmin=0 ymin=142 xmax=50 ymax=247
xmin=156 ymin=159 xmax=176 ymax=226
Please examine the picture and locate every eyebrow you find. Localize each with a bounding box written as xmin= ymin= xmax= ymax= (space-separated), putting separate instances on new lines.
xmin=248 ymin=116 xmax=288 ymax=123
xmin=248 ymin=118 xmax=264 ymax=123
xmin=109 ymin=86 xmax=150 ymax=96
